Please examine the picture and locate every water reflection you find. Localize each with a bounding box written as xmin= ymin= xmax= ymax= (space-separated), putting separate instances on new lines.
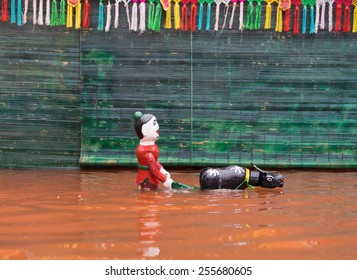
xmin=137 ymin=192 xmax=161 ymax=258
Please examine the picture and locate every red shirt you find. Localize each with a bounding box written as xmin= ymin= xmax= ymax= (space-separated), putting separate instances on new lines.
xmin=136 ymin=144 xmax=167 ymax=187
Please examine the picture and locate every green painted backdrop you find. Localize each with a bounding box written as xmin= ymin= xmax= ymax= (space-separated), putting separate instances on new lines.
xmin=1 ymin=4 xmax=356 ymax=168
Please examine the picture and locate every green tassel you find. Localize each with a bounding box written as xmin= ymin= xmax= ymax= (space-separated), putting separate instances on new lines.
xmin=148 ymin=2 xmax=154 ymax=30
xmin=59 ymin=0 xmax=66 ymax=25
xmin=153 ymin=2 xmax=162 ymax=31
xmin=254 ymin=3 xmax=262 ymax=29
xmin=245 ymin=1 xmax=254 ymax=30
xmin=51 ymin=0 xmax=60 ymax=26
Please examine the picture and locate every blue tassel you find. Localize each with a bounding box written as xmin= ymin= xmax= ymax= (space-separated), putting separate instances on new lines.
xmin=17 ymin=0 xmax=22 ymax=26
xmin=11 ymin=0 xmax=16 ymax=24
xmin=198 ymin=4 xmax=203 ymax=30
xmin=206 ymin=3 xmax=211 ymax=30
xmin=98 ymin=1 xmax=104 ymax=31
xmin=302 ymin=6 xmax=306 ymax=34
xmin=309 ymin=6 xmax=315 ymax=34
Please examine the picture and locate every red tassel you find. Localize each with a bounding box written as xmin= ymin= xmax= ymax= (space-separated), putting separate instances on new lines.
xmin=82 ymin=0 xmax=91 ymax=28
xmin=190 ymin=2 xmax=197 ymax=31
xmin=1 ymin=0 xmax=9 ymax=22
xmin=181 ymin=3 xmax=189 ymax=30
xmin=293 ymin=6 xmax=300 ymax=34
xmin=343 ymin=6 xmax=351 ymax=32
xmin=335 ymin=4 xmax=342 ymax=32
xmin=283 ymin=8 xmax=291 ymax=32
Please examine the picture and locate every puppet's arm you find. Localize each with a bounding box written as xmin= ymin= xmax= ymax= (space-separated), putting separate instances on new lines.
xmin=145 ymin=153 xmax=173 ymax=188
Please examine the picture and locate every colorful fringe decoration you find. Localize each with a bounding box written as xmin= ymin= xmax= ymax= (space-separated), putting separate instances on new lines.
xmin=264 ymin=0 xmax=278 ymax=29
xmin=343 ymin=0 xmax=352 ymax=32
xmin=238 ymin=0 xmax=244 ymax=30
xmin=66 ymin=0 xmax=81 ymax=29
xmin=164 ymin=0 xmax=172 ymax=28
xmin=191 ymin=0 xmax=198 ymax=31
xmin=301 ymin=0 xmax=315 ymax=34
xmin=10 ymin=0 xmax=15 ymax=23
xmin=245 ymin=0 xmax=263 ymax=29
xmin=122 ymin=0 xmax=131 ymax=29
xmin=8 ymin=0 xmax=24 ymax=25
xmin=353 ymin=0 xmax=357 ymax=32
xmin=229 ymin=0 xmax=238 ymax=29
xmin=335 ymin=0 xmax=352 ymax=32
xmin=1 ymin=0 xmax=9 ymax=21
xmin=38 ymin=0 xmax=44 ymax=25
xmin=51 ymin=0 xmax=60 ymax=26
xmin=82 ymin=0 xmax=91 ymax=27
xmin=206 ymin=0 xmax=214 ymax=30
xmin=98 ymin=0 xmax=104 ymax=30
xmin=22 ymin=0 xmax=28 ymax=24
xmin=279 ymin=0 xmax=291 ymax=31
xmin=33 ymin=0 xmax=37 ymax=24
xmin=148 ymin=0 xmax=162 ymax=31
xmin=291 ymin=0 xmax=301 ymax=33
xmin=45 ymin=0 xmax=50 ymax=26
xmin=181 ymin=0 xmax=189 ymax=30
xmin=173 ymin=0 xmax=180 ymax=29
xmin=315 ymin=0 xmax=323 ymax=32
xmin=131 ymin=0 xmax=138 ymax=31
xmin=139 ymin=0 xmax=146 ymax=32
xmin=114 ymin=0 xmax=119 ymax=28
xmin=105 ymin=0 xmax=111 ymax=32
xmin=214 ymin=0 xmax=222 ymax=31
xmin=58 ymin=0 xmax=65 ymax=25
xmin=2 ymin=0 xmax=357 ymax=35
xmin=17 ymin=0 xmax=22 ymax=25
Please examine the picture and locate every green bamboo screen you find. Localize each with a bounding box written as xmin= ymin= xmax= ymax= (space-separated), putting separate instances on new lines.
xmin=0 ymin=23 xmax=81 ymax=168
xmin=0 ymin=3 xmax=356 ymax=168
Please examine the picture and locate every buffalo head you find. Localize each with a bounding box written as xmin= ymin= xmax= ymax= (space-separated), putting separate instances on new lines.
xmin=251 ymin=163 xmax=284 ymax=188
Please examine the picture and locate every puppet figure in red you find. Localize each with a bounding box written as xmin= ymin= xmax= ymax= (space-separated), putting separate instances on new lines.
xmin=133 ymin=111 xmax=173 ymax=190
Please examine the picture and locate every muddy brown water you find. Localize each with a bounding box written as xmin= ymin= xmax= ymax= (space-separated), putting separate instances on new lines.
xmin=0 ymin=169 xmax=356 ymax=260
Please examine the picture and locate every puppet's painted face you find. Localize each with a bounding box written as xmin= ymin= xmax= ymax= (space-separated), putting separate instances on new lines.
xmin=141 ymin=116 xmax=159 ymax=142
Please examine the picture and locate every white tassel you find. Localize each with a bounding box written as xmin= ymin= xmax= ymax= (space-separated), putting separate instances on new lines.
xmin=131 ymin=2 xmax=138 ymax=31
xmin=139 ymin=1 xmax=146 ymax=33
xmin=320 ymin=2 xmax=326 ymax=29
xmin=328 ymin=2 xmax=333 ymax=32
xmin=45 ymin=0 xmax=51 ymax=26
xmin=38 ymin=0 xmax=44 ymax=25
xmin=23 ymin=0 xmax=29 ymax=24
xmin=114 ymin=0 xmax=120 ymax=28
xmin=33 ymin=0 xmax=37 ymax=25
xmin=105 ymin=0 xmax=112 ymax=32
xmin=124 ymin=0 xmax=131 ymax=30
xmin=229 ymin=2 xmax=237 ymax=29
xmin=239 ymin=1 xmax=244 ymax=31
xmin=214 ymin=1 xmax=222 ymax=31
xmin=314 ymin=3 xmax=320 ymax=33
xmin=221 ymin=3 xmax=229 ymax=31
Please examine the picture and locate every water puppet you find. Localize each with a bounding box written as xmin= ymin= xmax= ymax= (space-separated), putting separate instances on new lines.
xmin=133 ymin=112 xmax=284 ymax=191
xmin=200 ymin=163 xmax=284 ymax=190
xmin=133 ymin=111 xmax=174 ymax=190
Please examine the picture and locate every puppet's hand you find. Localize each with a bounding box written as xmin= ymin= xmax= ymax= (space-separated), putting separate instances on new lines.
xmin=163 ymin=177 xmax=173 ymax=189
xmin=160 ymin=167 xmax=171 ymax=178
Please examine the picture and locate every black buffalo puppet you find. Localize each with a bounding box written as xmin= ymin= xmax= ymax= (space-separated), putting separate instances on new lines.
xmin=199 ymin=163 xmax=284 ymax=190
